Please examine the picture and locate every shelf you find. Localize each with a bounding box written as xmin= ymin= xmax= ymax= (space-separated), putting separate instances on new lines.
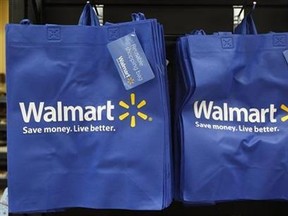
xmin=0 ymin=146 xmax=6 ymax=154
xmin=0 ymin=172 xmax=7 ymax=180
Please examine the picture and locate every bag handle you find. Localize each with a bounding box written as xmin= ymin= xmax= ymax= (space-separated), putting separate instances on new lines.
xmin=131 ymin=12 xmax=146 ymax=21
xmin=78 ymin=1 xmax=100 ymax=26
xmin=20 ymin=19 xmax=31 ymax=25
xmin=190 ymin=29 xmax=206 ymax=35
xmin=234 ymin=2 xmax=257 ymax=35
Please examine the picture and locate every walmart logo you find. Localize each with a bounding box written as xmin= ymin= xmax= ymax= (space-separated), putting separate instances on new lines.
xmin=119 ymin=93 xmax=152 ymax=128
xmin=18 ymin=93 xmax=152 ymax=129
xmin=193 ymin=101 xmax=288 ymax=124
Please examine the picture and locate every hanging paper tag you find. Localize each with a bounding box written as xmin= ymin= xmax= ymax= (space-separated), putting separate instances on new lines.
xmin=107 ymin=32 xmax=155 ymax=90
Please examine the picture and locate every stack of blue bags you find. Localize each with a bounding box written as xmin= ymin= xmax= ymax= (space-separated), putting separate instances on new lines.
xmin=175 ymin=8 xmax=288 ymax=204
xmin=6 ymin=3 xmax=172 ymax=213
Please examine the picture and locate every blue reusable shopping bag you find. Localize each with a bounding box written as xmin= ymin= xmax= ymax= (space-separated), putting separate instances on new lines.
xmin=176 ymin=13 xmax=288 ymax=203
xmin=6 ymin=5 xmax=172 ymax=213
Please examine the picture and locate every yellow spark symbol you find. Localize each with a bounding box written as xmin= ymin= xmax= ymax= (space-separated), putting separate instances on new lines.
xmin=281 ymin=104 xmax=288 ymax=122
xmin=127 ymin=77 xmax=135 ymax=85
xmin=119 ymin=93 xmax=150 ymax=128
